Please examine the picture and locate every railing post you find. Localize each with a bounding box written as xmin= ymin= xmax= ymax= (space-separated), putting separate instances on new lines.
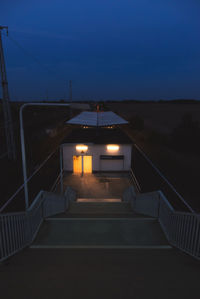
xmin=41 ymin=191 xmax=45 ymax=218
xmin=196 ymin=215 xmax=200 ymax=258
xmin=131 ymin=186 xmax=136 ymax=210
xmin=26 ymin=210 xmax=32 ymax=244
xmin=158 ymin=191 xmax=161 ymax=219
xmin=0 ymin=215 xmax=4 ymax=260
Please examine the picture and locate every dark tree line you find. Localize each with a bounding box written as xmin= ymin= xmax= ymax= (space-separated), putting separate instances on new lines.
xmin=129 ymin=112 xmax=200 ymax=156
xmin=171 ymin=113 xmax=200 ymax=154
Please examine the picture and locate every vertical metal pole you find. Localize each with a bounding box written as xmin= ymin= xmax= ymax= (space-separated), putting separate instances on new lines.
xmin=60 ymin=146 xmax=63 ymax=194
xmin=0 ymin=26 xmax=16 ymax=160
xmin=81 ymin=155 xmax=84 ymax=177
xmin=19 ymin=104 xmax=29 ymax=210
xmin=19 ymin=103 xmax=69 ymax=210
xmin=69 ymin=80 xmax=72 ymax=118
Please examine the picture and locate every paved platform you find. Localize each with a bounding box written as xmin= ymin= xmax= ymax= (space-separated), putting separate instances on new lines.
xmin=62 ymin=172 xmax=131 ymax=199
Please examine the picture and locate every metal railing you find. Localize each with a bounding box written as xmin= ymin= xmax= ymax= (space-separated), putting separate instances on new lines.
xmin=0 ymin=149 xmax=59 ymax=213
xmin=134 ymin=191 xmax=161 ymax=217
xmin=50 ymin=170 xmax=64 ymax=193
xmin=122 ymin=185 xmax=136 ymax=202
xmin=133 ymin=144 xmax=194 ymax=213
xmin=0 ymin=212 xmax=30 ymax=262
xmin=158 ymin=192 xmax=200 ymax=259
xmin=129 ymin=169 xmax=141 ymax=193
xmin=0 ymin=187 xmax=76 ymax=262
xmin=124 ymin=187 xmax=200 ymax=260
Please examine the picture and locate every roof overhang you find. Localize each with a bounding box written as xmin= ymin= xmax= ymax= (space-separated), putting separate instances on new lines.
xmin=66 ymin=111 xmax=128 ymax=126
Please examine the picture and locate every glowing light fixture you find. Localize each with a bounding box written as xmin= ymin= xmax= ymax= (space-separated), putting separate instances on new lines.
xmin=76 ymin=144 xmax=88 ymax=152
xmin=107 ymin=144 xmax=119 ymax=151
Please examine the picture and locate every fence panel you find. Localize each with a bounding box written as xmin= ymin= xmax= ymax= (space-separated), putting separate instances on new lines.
xmin=122 ymin=185 xmax=136 ymax=204
xmin=64 ymin=186 xmax=76 ymax=204
xmin=0 ymin=212 xmax=29 ymax=262
xmin=134 ymin=191 xmax=160 ymax=217
xmin=158 ymin=192 xmax=200 ymax=259
xmin=43 ymin=192 xmax=66 ymax=218
xmin=0 ymin=189 xmax=72 ymax=262
xmin=129 ymin=189 xmax=200 ymax=259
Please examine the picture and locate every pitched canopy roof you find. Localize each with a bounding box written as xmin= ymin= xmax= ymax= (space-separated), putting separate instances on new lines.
xmin=66 ymin=111 xmax=128 ymax=126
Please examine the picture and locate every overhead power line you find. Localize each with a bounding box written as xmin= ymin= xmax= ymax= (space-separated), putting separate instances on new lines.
xmin=1 ymin=30 xmax=71 ymax=100
xmin=4 ymin=32 xmax=57 ymax=75
xmin=0 ymin=26 xmax=16 ymax=160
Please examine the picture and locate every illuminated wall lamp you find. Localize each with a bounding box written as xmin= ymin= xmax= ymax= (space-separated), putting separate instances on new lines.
xmin=76 ymin=145 xmax=88 ymax=152
xmin=107 ymin=145 xmax=119 ymax=151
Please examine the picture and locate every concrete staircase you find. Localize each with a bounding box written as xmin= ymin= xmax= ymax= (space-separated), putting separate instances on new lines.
xmin=68 ymin=201 xmax=135 ymax=216
xmin=31 ymin=200 xmax=170 ymax=248
xmin=50 ymin=200 xmax=143 ymax=218
xmin=2 ymin=196 xmax=199 ymax=299
xmin=31 ymin=218 xmax=169 ymax=248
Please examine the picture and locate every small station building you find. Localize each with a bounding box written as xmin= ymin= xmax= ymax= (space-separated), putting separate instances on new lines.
xmin=61 ymin=111 xmax=132 ymax=174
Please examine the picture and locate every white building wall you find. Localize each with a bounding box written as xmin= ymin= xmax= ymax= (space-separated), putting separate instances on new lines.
xmin=62 ymin=143 xmax=132 ymax=171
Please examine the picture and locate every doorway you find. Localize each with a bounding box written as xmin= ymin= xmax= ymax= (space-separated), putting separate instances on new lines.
xmin=73 ymin=155 xmax=92 ymax=174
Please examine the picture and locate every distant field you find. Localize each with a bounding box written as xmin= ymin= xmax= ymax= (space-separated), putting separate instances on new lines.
xmin=106 ymin=101 xmax=200 ymax=212
xmin=107 ymin=102 xmax=200 ymax=133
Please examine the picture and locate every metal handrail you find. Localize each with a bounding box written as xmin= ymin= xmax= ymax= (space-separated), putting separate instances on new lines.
xmin=124 ymin=187 xmax=200 ymax=260
xmin=129 ymin=168 xmax=141 ymax=193
xmin=158 ymin=191 xmax=200 ymax=259
xmin=134 ymin=144 xmax=194 ymax=213
xmin=50 ymin=170 xmax=64 ymax=193
xmin=0 ymin=149 xmax=58 ymax=213
xmin=0 ymin=188 xmax=74 ymax=262
xmin=19 ymin=103 xmax=69 ymax=210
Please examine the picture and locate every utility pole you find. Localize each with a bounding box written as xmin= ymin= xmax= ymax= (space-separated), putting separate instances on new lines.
xmin=69 ymin=80 xmax=72 ymax=117
xmin=0 ymin=26 xmax=16 ymax=160
xmin=69 ymin=80 xmax=72 ymax=102
xmin=46 ymin=89 xmax=49 ymax=101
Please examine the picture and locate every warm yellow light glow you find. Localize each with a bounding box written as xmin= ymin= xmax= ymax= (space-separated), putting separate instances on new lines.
xmin=107 ymin=144 xmax=119 ymax=151
xmin=83 ymin=156 xmax=92 ymax=173
xmin=76 ymin=145 xmax=88 ymax=151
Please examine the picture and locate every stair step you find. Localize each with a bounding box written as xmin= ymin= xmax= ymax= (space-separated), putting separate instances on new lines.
xmin=77 ymin=198 xmax=122 ymax=202
xmin=52 ymin=213 xmax=141 ymax=218
xmin=69 ymin=201 xmax=132 ymax=214
xmin=32 ymin=218 xmax=169 ymax=247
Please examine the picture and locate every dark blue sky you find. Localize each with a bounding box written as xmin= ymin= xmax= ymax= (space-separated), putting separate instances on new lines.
xmin=1 ymin=0 xmax=200 ymax=101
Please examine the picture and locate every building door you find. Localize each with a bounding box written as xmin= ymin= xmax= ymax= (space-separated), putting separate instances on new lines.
xmin=83 ymin=156 xmax=92 ymax=173
xmin=73 ymin=155 xmax=92 ymax=174
xmin=73 ymin=156 xmax=82 ymax=173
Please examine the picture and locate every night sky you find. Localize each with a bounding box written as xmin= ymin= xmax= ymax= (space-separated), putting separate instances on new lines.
xmin=1 ymin=0 xmax=200 ymax=101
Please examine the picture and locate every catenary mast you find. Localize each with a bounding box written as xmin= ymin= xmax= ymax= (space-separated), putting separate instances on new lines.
xmin=69 ymin=80 xmax=72 ymax=102
xmin=0 ymin=26 xmax=16 ymax=160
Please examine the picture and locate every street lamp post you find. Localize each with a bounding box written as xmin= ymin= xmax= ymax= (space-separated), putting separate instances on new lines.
xmin=20 ymin=102 xmax=69 ymax=210
xmin=81 ymin=151 xmax=84 ymax=177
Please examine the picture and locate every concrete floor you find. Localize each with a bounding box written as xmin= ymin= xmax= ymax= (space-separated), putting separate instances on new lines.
xmin=1 ymin=248 xmax=199 ymax=299
xmin=62 ymin=172 xmax=131 ymax=200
